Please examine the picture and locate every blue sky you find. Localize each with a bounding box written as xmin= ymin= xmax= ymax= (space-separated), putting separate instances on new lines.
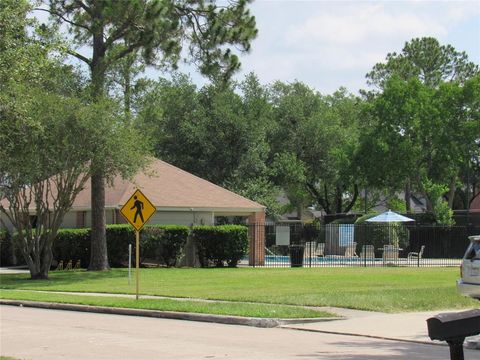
xmin=35 ymin=0 xmax=480 ymax=95
xmin=175 ymin=0 xmax=480 ymax=94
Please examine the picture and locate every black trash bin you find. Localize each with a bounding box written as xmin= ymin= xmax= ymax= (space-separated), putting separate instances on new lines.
xmin=289 ymin=245 xmax=305 ymax=267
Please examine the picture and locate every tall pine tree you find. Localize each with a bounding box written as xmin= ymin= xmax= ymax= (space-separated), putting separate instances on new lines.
xmin=40 ymin=0 xmax=257 ymax=270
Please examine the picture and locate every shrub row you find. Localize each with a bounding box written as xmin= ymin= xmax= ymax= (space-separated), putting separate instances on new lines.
xmin=193 ymin=225 xmax=248 ymax=267
xmin=2 ymin=224 xmax=248 ymax=268
xmin=52 ymin=225 xmax=189 ymax=268
xmin=0 ymin=229 xmax=14 ymax=266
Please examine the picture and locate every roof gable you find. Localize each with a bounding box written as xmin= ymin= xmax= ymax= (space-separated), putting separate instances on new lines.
xmin=72 ymin=159 xmax=265 ymax=211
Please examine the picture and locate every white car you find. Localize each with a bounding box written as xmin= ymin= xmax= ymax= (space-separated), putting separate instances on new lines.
xmin=457 ymin=235 xmax=480 ymax=300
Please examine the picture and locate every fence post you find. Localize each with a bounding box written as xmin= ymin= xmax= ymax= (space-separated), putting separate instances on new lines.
xmin=309 ymin=241 xmax=312 ymax=268
xmin=364 ymin=246 xmax=367 ymax=267
xmin=253 ymin=224 xmax=256 ymax=268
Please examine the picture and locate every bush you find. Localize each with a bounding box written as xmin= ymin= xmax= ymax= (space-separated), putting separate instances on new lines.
xmin=105 ymin=225 xmax=135 ymax=267
xmin=142 ymin=225 xmax=189 ymax=267
xmin=53 ymin=228 xmax=90 ymax=267
xmin=330 ymin=218 xmax=356 ymax=224
xmin=52 ymin=224 xmax=189 ymax=268
xmin=411 ymin=212 xmax=436 ymax=224
xmin=193 ymin=225 xmax=248 ymax=267
xmin=0 ymin=229 xmax=9 ymax=265
xmin=0 ymin=230 xmax=14 ymax=266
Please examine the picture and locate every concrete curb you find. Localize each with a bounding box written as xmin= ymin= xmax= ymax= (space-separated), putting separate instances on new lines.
xmin=0 ymin=299 xmax=341 ymax=328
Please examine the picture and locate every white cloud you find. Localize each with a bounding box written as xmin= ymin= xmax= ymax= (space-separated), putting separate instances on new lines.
xmin=30 ymin=0 xmax=479 ymax=95
xmin=233 ymin=0 xmax=480 ymax=93
xmin=286 ymin=4 xmax=447 ymax=46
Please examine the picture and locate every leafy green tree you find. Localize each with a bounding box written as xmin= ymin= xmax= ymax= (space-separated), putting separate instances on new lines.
xmin=423 ymin=180 xmax=455 ymax=226
xmin=366 ymin=37 xmax=479 ymax=90
xmin=39 ymin=0 xmax=258 ymax=270
xmin=0 ymin=0 xmax=148 ymax=277
xmin=358 ymin=75 xmax=480 ymax=220
xmin=269 ymin=82 xmax=362 ymax=214
xmin=0 ymin=0 xmax=88 ymax=278
xmin=356 ymin=77 xmax=423 ymax=212
xmin=138 ymin=73 xmax=280 ymax=216
xmin=362 ymin=38 xmax=479 ymax=214
xmin=221 ymin=74 xmax=279 ymax=217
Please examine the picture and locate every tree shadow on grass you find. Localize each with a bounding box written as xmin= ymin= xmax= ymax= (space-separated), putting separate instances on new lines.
xmin=0 ymin=269 xmax=129 ymax=290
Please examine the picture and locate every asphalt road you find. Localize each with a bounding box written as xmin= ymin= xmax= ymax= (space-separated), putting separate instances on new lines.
xmin=0 ymin=305 xmax=475 ymax=360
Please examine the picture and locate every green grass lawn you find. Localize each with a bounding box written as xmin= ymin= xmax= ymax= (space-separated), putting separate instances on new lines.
xmin=1 ymin=267 xmax=477 ymax=312
xmin=0 ymin=289 xmax=330 ymax=319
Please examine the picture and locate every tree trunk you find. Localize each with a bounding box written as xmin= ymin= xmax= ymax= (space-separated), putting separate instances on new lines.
xmin=447 ymin=176 xmax=456 ymax=209
xmin=124 ymin=62 xmax=131 ymax=114
xmin=335 ymin=185 xmax=343 ymax=214
xmin=89 ymin=169 xmax=110 ymax=270
xmin=30 ymin=271 xmax=49 ymax=280
xmin=26 ymin=238 xmax=53 ymax=280
xmin=343 ymin=184 xmax=359 ymax=213
xmin=296 ymin=204 xmax=304 ymax=220
xmin=88 ymin=28 xmax=110 ymax=271
xmin=405 ymin=180 xmax=412 ymax=213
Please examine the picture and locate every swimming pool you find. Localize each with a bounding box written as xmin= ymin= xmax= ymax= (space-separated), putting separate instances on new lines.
xmin=239 ymin=255 xmax=462 ymax=267
xmin=263 ymin=255 xmax=380 ymax=263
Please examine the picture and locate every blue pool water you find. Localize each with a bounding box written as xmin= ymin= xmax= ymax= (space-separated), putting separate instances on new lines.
xmin=257 ymin=255 xmax=381 ymax=263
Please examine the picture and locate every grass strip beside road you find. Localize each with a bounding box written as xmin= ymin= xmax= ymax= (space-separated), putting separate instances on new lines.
xmin=1 ymin=267 xmax=477 ymax=312
xmin=0 ymin=290 xmax=333 ymax=319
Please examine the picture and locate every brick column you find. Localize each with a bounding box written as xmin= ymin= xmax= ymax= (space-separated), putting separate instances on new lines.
xmin=247 ymin=211 xmax=265 ymax=266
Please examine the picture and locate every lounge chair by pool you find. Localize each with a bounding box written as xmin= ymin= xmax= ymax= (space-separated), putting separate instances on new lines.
xmin=408 ymin=245 xmax=425 ymax=260
xmin=360 ymin=245 xmax=375 ymax=259
xmin=345 ymin=242 xmax=358 ymax=257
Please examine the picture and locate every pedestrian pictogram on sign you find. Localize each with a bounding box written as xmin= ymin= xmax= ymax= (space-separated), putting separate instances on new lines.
xmin=120 ymin=189 xmax=156 ymax=231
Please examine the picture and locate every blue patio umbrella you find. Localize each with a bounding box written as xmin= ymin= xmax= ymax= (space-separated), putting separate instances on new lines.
xmin=365 ymin=210 xmax=415 ymax=223
xmin=366 ymin=210 xmax=415 ymax=246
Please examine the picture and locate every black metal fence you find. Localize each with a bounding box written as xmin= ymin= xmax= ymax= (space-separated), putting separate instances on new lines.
xmin=248 ymin=223 xmax=480 ymax=268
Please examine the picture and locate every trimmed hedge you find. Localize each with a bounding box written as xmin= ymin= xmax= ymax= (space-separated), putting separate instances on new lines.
xmin=193 ymin=225 xmax=248 ymax=267
xmin=0 ymin=229 xmax=25 ymax=266
xmin=52 ymin=228 xmax=90 ymax=267
xmin=103 ymin=225 xmax=136 ymax=267
xmin=0 ymin=229 xmax=13 ymax=266
xmin=52 ymin=224 xmax=189 ymax=268
xmin=141 ymin=225 xmax=189 ymax=267
xmin=4 ymin=224 xmax=247 ymax=269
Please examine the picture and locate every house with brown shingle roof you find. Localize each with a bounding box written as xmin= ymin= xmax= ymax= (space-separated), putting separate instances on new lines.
xmin=1 ymin=159 xmax=267 ymax=265
xmin=0 ymin=159 xmax=265 ymax=229
xmin=55 ymin=159 xmax=266 ymax=229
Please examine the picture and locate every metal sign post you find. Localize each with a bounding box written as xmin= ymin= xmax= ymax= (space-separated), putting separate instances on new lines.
xmin=136 ymin=230 xmax=140 ymax=300
xmin=119 ymin=189 xmax=157 ymax=300
xmin=128 ymin=244 xmax=132 ymax=285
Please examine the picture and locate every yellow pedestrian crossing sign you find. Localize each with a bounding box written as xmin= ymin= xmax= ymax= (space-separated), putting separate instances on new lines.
xmin=120 ymin=189 xmax=156 ymax=231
